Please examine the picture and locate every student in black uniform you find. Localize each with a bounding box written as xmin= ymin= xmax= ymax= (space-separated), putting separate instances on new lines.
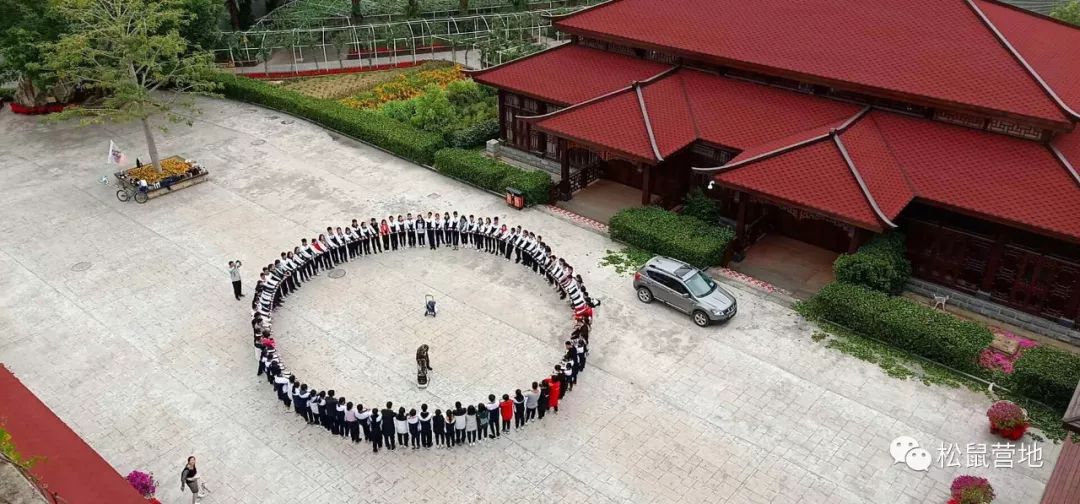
xmin=396 ymin=215 xmax=406 ymax=249
xmin=336 ymin=397 xmax=347 ymax=438
xmin=369 ymin=218 xmax=383 ymax=253
xmin=389 ymin=215 xmax=399 ymax=251
xmin=405 ymin=213 xmax=416 ymax=248
xmin=419 ymin=404 xmax=433 ymax=448
xmin=444 ymin=410 xmax=455 ymax=448
xmin=381 ymin=402 xmax=396 ymax=450
xmin=369 ymin=409 xmax=382 ymax=453
xmin=407 ymin=409 xmax=421 ymax=449
xmin=345 ymin=402 xmax=359 ymax=443
xmin=449 ymin=211 xmax=459 ymax=249
xmin=432 ymin=408 xmax=445 ymax=448
xmin=415 ymin=214 xmax=426 ymax=248
xmin=513 ymin=389 xmax=526 ymax=429
xmin=426 ymin=212 xmax=437 ymax=249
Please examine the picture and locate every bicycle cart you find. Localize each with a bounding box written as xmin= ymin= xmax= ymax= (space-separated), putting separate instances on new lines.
xmin=113 ymin=174 xmax=149 ymax=204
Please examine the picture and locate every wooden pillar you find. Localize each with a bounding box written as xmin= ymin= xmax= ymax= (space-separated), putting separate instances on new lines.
xmin=497 ymin=91 xmax=507 ymax=141
xmin=847 ymin=228 xmax=862 ymax=254
xmin=980 ymin=228 xmax=1008 ymax=296
xmin=559 ymin=138 xmax=571 ymax=201
xmin=735 ymin=191 xmax=747 ymax=250
xmin=641 ymin=163 xmax=653 ymax=206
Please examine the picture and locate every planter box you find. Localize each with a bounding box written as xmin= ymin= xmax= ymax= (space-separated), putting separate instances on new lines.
xmin=10 ymin=103 xmax=68 ymax=115
xmin=115 ymin=156 xmax=209 ymax=200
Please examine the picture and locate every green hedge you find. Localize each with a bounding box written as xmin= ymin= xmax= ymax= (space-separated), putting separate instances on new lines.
xmin=433 ymin=148 xmax=551 ymax=206
xmin=810 ymin=282 xmax=993 ymax=375
xmin=1009 ymin=346 xmax=1080 ymax=411
xmin=609 ymin=207 xmax=735 ymax=268
xmin=0 ymin=87 xmax=13 ymax=102
xmin=834 ymin=233 xmax=912 ymax=294
xmin=215 ymin=73 xmax=445 ymax=164
xmin=449 ymin=119 xmax=500 ymax=148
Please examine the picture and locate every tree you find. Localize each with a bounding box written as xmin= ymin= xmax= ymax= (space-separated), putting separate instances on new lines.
xmin=1051 ymin=0 xmax=1080 ymax=25
xmin=174 ymin=0 xmax=227 ymax=52
xmin=44 ymin=0 xmax=220 ymax=173
xmin=0 ymin=0 xmax=70 ymax=107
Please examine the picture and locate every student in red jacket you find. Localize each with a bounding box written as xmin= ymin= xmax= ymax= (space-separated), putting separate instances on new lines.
xmin=499 ymin=394 xmax=513 ymax=433
xmin=547 ymin=375 xmax=561 ymax=413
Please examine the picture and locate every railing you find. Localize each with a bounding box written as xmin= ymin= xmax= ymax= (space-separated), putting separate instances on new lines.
xmin=568 ymin=161 xmax=603 ymax=193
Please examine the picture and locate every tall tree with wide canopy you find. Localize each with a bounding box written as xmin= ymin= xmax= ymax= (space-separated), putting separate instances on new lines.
xmin=0 ymin=0 xmax=70 ymax=107
xmin=1051 ymin=0 xmax=1080 ymax=25
xmin=44 ymin=0 xmax=220 ymax=173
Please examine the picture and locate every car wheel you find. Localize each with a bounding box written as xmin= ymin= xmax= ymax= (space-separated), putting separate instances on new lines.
xmin=692 ymin=310 xmax=710 ymax=327
xmin=636 ymin=287 xmax=653 ymax=304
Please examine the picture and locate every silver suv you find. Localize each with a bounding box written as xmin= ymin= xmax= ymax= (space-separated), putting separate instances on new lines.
xmin=632 ymin=256 xmax=737 ymax=327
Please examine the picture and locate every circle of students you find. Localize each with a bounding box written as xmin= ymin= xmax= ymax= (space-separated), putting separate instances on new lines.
xmin=251 ymin=211 xmax=599 ymax=452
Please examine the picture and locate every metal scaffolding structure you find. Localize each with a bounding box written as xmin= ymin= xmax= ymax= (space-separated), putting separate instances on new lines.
xmin=250 ymin=0 xmax=600 ymax=30
xmin=217 ymin=7 xmax=581 ymax=73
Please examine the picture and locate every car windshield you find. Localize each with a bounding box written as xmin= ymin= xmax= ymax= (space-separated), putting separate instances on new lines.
xmin=684 ymin=271 xmax=716 ymax=297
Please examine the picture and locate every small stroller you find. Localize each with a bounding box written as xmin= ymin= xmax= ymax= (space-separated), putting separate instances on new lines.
xmin=424 ymin=294 xmax=437 ymax=317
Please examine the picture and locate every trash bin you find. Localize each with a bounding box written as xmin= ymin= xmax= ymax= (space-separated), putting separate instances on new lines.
xmin=506 ymin=187 xmax=525 ymax=210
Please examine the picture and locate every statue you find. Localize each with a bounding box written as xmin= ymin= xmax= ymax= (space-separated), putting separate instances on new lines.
xmin=416 ymin=344 xmax=432 ymax=388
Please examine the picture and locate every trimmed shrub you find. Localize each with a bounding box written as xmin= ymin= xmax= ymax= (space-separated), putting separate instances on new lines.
xmin=432 ymin=148 xmax=551 ymax=206
xmin=834 ymin=233 xmax=912 ymax=294
xmin=609 ymin=207 xmax=735 ymax=268
xmin=809 ymin=282 xmax=993 ymax=375
xmin=501 ymin=168 xmax=551 ymax=206
xmin=682 ymin=187 xmax=720 ymax=225
xmin=1009 ymin=346 xmax=1080 ymax=411
xmin=0 ymin=87 xmax=13 ymax=102
xmin=449 ymin=119 xmax=500 ymax=148
xmin=215 ymin=73 xmax=445 ymax=164
xmin=434 ymin=148 xmax=510 ymax=190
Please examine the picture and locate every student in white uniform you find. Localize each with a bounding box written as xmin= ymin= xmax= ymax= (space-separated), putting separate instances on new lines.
xmin=394 ymin=407 xmax=409 ymax=448
xmin=415 ymin=214 xmax=426 ymax=248
xmin=406 ymin=213 xmax=416 ymax=248
xmin=389 ymin=215 xmax=400 ymax=251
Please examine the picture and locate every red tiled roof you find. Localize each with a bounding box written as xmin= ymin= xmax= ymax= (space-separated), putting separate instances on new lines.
xmin=712 ymin=111 xmax=1080 ymax=240
xmin=717 ymin=137 xmax=888 ymax=231
xmin=530 ymin=68 xmax=861 ymax=162
xmin=873 ymin=113 xmax=1080 ymax=241
xmin=554 ymin=0 xmax=1069 ymax=125
xmin=974 ymin=0 xmax=1080 ymax=120
xmin=470 ymin=44 xmax=671 ymax=106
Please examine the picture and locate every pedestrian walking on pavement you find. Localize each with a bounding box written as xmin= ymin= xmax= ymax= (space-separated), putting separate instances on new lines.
xmin=229 ymin=260 xmax=244 ymax=300
xmin=180 ymin=456 xmax=203 ymax=503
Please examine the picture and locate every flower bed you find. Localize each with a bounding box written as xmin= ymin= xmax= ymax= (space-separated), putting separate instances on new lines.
xmin=949 ymin=475 xmax=994 ymax=504
xmin=977 ymin=331 xmax=1037 ymax=374
xmin=125 ymin=470 xmax=157 ymax=498
xmin=339 ymin=65 xmax=463 ymax=110
xmin=986 ymin=400 xmax=1028 ymax=440
xmin=9 ymin=103 xmax=68 ymax=115
xmin=216 ymin=72 xmax=446 ymax=165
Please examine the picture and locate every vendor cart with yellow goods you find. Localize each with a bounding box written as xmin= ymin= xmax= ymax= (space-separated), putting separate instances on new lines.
xmin=113 ymin=156 xmax=209 ymax=203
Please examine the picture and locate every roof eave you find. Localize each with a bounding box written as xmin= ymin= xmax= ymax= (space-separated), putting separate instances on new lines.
xmin=712 ymin=178 xmax=885 ymax=232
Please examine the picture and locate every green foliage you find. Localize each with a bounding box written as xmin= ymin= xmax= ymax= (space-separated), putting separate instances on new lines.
xmin=434 ymin=148 xmax=510 ymax=189
xmin=174 ymin=0 xmax=227 ymax=51
xmin=378 ymin=98 xmax=416 ymax=123
xmin=1051 ymin=0 xmax=1080 ymax=25
xmin=0 ymin=0 xmax=68 ymax=105
xmin=682 ymin=187 xmax=720 ymax=225
xmin=216 ymin=73 xmax=445 ymax=164
xmin=807 ymin=282 xmax=993 ymax=375
xmin=44 ymin=0 xmax=220 ymax=124
xmin=608 ymin=207 xmax=735 ymax=268
xmin=409 ymin=85 xmax=459 ymax=133
xmin=432 ymin=148 xmax=550 ymax=205
xmin=1009 ymin=346 xmax=1080 ymax=411
xmin=833 ymin=233 xmax=911 ymax=294
xmin=501 ymin=168 xmax=551 ymax=206
xmin=0 ymin=427 xmax=37 ymax=469
xmin=0 ymin=87 xmax=13 ymax=101
xmin=599 ymin=247 xmax=653 ymax=276
xmin=449 ymin=119 xmax=499 ymax=148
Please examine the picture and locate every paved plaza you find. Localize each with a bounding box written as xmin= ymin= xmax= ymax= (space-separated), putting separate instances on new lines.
xmin=0 ymin=98 xmax=1062 ymax=503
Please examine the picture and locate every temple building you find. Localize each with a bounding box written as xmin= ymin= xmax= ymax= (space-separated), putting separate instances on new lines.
xmin=473 ymin=0 xmax=1080 ymax=330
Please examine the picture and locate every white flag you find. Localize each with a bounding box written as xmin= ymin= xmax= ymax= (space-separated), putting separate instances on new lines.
xmin=107 ymin=141 xmax=127 ymax=166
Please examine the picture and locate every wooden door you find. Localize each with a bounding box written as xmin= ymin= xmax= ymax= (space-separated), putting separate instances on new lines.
xmin=602 ymin=159 xmax=642 ymax=189
xmin=992 ymin=246 xmax=1080 ymax=322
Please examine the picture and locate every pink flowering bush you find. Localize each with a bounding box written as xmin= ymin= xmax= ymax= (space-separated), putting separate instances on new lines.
xmin=950 ymin=475 xmax=994 ymax=504
xmin=977 ymin=332 xmax=1037 ymax=374
xmin=125 ymin=470 xmax=157 ymax=497
xmin=986 ymin=400 xmax=1027 ymax=440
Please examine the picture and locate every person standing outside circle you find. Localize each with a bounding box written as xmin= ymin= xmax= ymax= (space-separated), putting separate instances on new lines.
xmin=228 ymin=261 xmax=244 ymax=300
xmin=180 ymin=456 xmax=202 ymax=503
